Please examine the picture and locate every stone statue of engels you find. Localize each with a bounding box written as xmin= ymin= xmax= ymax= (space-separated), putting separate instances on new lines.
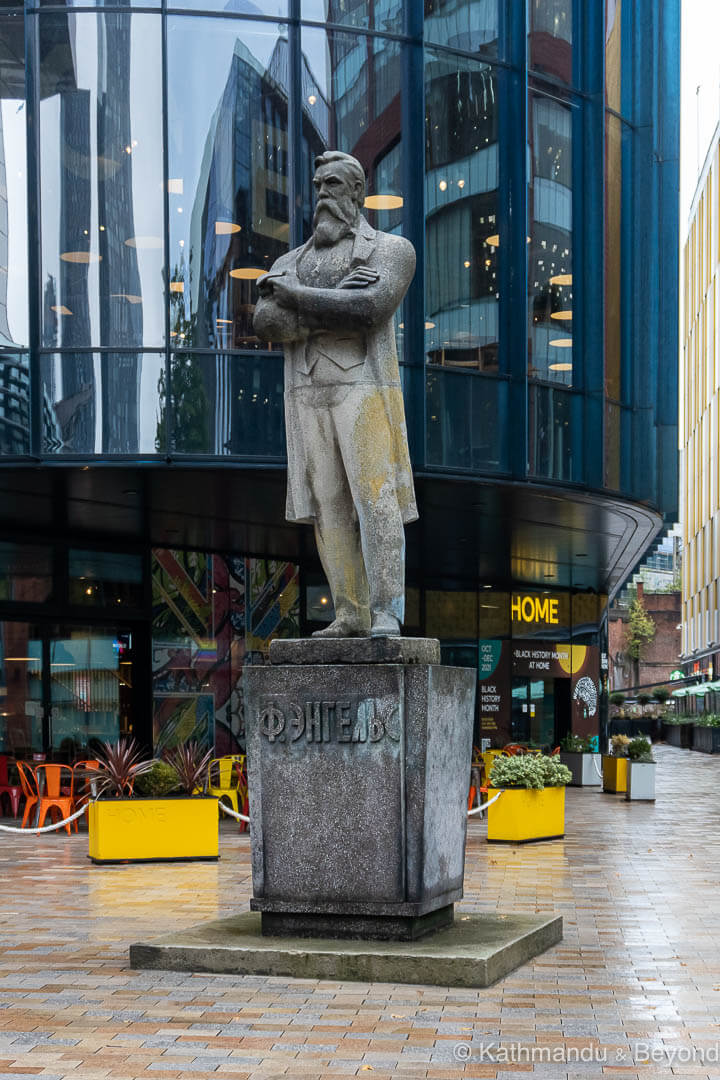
xmin=253 ymin=151 xmax=417 ymax=639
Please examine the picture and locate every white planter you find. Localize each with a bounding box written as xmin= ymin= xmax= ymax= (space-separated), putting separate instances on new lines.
xmin=626 ymin=761 xmax=656 ymax=801
xmin=559 ymin=752 xmax=602 ymax=786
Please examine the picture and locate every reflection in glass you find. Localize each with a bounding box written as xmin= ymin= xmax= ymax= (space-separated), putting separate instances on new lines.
xmin=168 ymin=353 xmax=284 ymax=456
xmin=605 ymin=399 xmax=621 ymax=490
xmin=300 ymin=27 xmax=403 ymax=237
xmin=68 ymin=549 xmax=143 ymax=607
xmin=39 ymin=0 xmax=160 ymax=6
xmin=49 ymin=625 xmax=135 ymax=756
xmin=0 ymin=622 xmax=43 ymax=755
xmin=605 ymin=115 xmax=622 ymax=402
xmin=424 ymin=0 xmax=499 ymax=56
xmin=0 ymin=352 xmax=29 ymax=454
xmin=528 ymin=383 xmax=577 ymax=480
xmin=172 ymin=0 xmax=285 ymax=12
xmin=0 ymin=12 xmax=28 ymax=347
xmin=0 ymin=542 xmax=53 ymax=603
xmin=425 ymin=50 xmax=499 ymax=371
xmin=303 ymin=0 xmax=401 ymax=32
xmin=40 ymin=351 xmax=164 ymax=454
xmin=529 ymin=0 xmax=572 ymax=83
xmin=528 ymin=93 xmax=573 ymax=385
xmin=427 ymin=367 xmax=507 ymax=470
xmin=39 ymin=14 xmax=164 ymax=350
xmin=168 ymin=18 xmax=290 ymax=351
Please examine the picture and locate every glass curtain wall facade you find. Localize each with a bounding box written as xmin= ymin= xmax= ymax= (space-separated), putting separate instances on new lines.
xmin=0 ymin=0 xmax=679 ymax=756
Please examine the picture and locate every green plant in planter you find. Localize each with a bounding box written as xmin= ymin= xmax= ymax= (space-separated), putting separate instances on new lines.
xmin=134 ymin=761 xmax=179 ymax=797
xmin=609 ymin=692 xmax=626 ymax=709
xmin=490 ymin=754 xmax=572 ymax=790
xmin=696 ymin=714 xmax=720 ymax=727
xmin=164 ymin=741 xmax=214 ymax=795
xmin=627 ymin=736 xmax=654 ymax=763
xmin=610 ymin=733 xmax=631 ymax=757
xmin=89 ymin=737 xmax=155 ymax=797
xmin=652 ymin=687 xmax=670 ymax=706
xmin=560 ymin=733 xmax=595 ymax=753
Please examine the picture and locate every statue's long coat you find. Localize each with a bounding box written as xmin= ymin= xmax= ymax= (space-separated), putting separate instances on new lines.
xmin=254 ymin=216 xmax=418 ymax=527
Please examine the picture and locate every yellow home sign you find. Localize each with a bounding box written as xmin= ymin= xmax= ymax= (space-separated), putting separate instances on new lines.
xmin=511 ymin=593 xmax=559 ymax=626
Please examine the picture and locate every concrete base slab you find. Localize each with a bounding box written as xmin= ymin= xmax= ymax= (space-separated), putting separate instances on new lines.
xmin=130 ymin=910 xmax=562 ymax=988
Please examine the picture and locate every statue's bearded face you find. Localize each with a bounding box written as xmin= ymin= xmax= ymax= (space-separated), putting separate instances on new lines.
xmin=312 ymin=165 xmax=363 ymax=247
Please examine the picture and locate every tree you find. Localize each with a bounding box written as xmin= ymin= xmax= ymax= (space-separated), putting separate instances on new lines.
xmin=636 ymin=692 xmax=652 ymax=716
xmin=652 ymin=687 xmax=670 ymax=706
xmin=626 ymin=595 xmax=656 ymax=661
xmin=156 ymin=354 xmax=209 ymax=454
xmin=609 ymin=692 xmax=626 ymax=710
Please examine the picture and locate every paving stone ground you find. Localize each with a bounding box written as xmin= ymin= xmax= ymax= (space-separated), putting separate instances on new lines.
xmin=1 ymin=744 xmax=719 ymax=1079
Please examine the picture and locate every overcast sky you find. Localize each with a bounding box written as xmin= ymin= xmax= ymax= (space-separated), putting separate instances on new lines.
xmin=681 ymin=0 xmax=720 ymax=230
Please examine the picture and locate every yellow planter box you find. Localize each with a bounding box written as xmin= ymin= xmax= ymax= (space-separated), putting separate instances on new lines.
xmin=487 ymin=785 xmax=565 ymax=843
xmin=602 ymin=755 xmax=627 ymax=793
xmin=88 ymin=797 xmax=219 ymax=864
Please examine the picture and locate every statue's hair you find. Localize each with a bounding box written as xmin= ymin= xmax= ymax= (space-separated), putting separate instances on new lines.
xmin=314 ymin=151 xmax=366 ymax=204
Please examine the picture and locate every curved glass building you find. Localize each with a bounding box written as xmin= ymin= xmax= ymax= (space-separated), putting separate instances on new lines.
xmin=0 ymin=0 xmax=678 ymax=757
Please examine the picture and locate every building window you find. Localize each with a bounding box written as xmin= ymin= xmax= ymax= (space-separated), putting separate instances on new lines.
xmin=424 ymin=0 xmax=499 ymax=56
xmin=529 ymin=0 xmax=573 ymax=84
xmin=0 ymin=11 xmax=28 ymax=350
xmin=425 ymin=51 xmax=499 ymax=372
xmin=40 ymin=351 xmax=164 ymax=455
xmin=528 ymin=92 xmax=574 ymax=386
xmin=39 ymin=13 xmax=164 ymax=349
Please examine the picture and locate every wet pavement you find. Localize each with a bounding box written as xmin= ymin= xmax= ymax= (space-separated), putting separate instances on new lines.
xmin=0 ymin=743 xmax=719 ymax=1079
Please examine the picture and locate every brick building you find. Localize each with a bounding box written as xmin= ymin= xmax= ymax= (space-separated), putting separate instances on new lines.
xmin=609 ymin=582 xmax=682 ymax=692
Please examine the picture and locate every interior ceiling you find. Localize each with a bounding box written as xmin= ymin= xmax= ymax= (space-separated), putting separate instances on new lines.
xmin=0 ymin=465 xmax=661 ymax=598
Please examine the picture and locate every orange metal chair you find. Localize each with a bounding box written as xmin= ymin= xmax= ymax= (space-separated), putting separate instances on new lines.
xmin=503 ymin=743 xmax=527 ymax=756
xmin=16 ymin=762 xmax=39 ymax=828
xmin=73 ymin=760 xmax=100 ymax=813
xmin=35 ymin=764 xmax=77 ymax=834
xmin=0 ymin=754 xmax=21 ymax=818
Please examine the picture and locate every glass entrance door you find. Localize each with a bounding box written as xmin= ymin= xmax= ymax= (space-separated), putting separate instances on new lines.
xmin=511 ymin=677 xmax=557 ymax=748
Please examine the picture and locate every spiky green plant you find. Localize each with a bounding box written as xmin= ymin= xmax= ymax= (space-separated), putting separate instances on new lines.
xmin=164 ymin=741 xmax=213 ymax=796
xmin=88 ymin=736 xmax=154 ymax=798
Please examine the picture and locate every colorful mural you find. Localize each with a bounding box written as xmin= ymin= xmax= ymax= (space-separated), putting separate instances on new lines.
xmin=151 ymin=549 xmax=300 ymax=754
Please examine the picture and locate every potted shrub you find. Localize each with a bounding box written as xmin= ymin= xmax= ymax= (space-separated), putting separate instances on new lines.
xmin=602 ymin=734 xmax=630 ymax=793
xmin=693 ymin=714 xmax=720 ymax=754
xmin=487 ymin=754 xmax=572 ymax=843
xmin=663 ymin=715 xmax=694 ymax=749
xmin=625 ymin=737 xmax=656 ymax=801
xmin=87 ymin=738 xmax=219 ymax=864
xmin=559 ymin=734 xmax=601 ymax=787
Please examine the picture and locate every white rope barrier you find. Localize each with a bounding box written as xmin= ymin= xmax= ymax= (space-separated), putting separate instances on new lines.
xmin=0 ymin=800 xmax=93 ymax=834
xmin=218 ymin=801 xmax=251 ymax=824
xmin=593 ymin=756 xmax=604 ymax=779
xmin=467 ymin=789 xmax=504 ymax=817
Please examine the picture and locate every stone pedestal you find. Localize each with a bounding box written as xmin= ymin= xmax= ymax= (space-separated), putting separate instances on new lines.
xmin=244 ymin=637 xmax=476 ymax=941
